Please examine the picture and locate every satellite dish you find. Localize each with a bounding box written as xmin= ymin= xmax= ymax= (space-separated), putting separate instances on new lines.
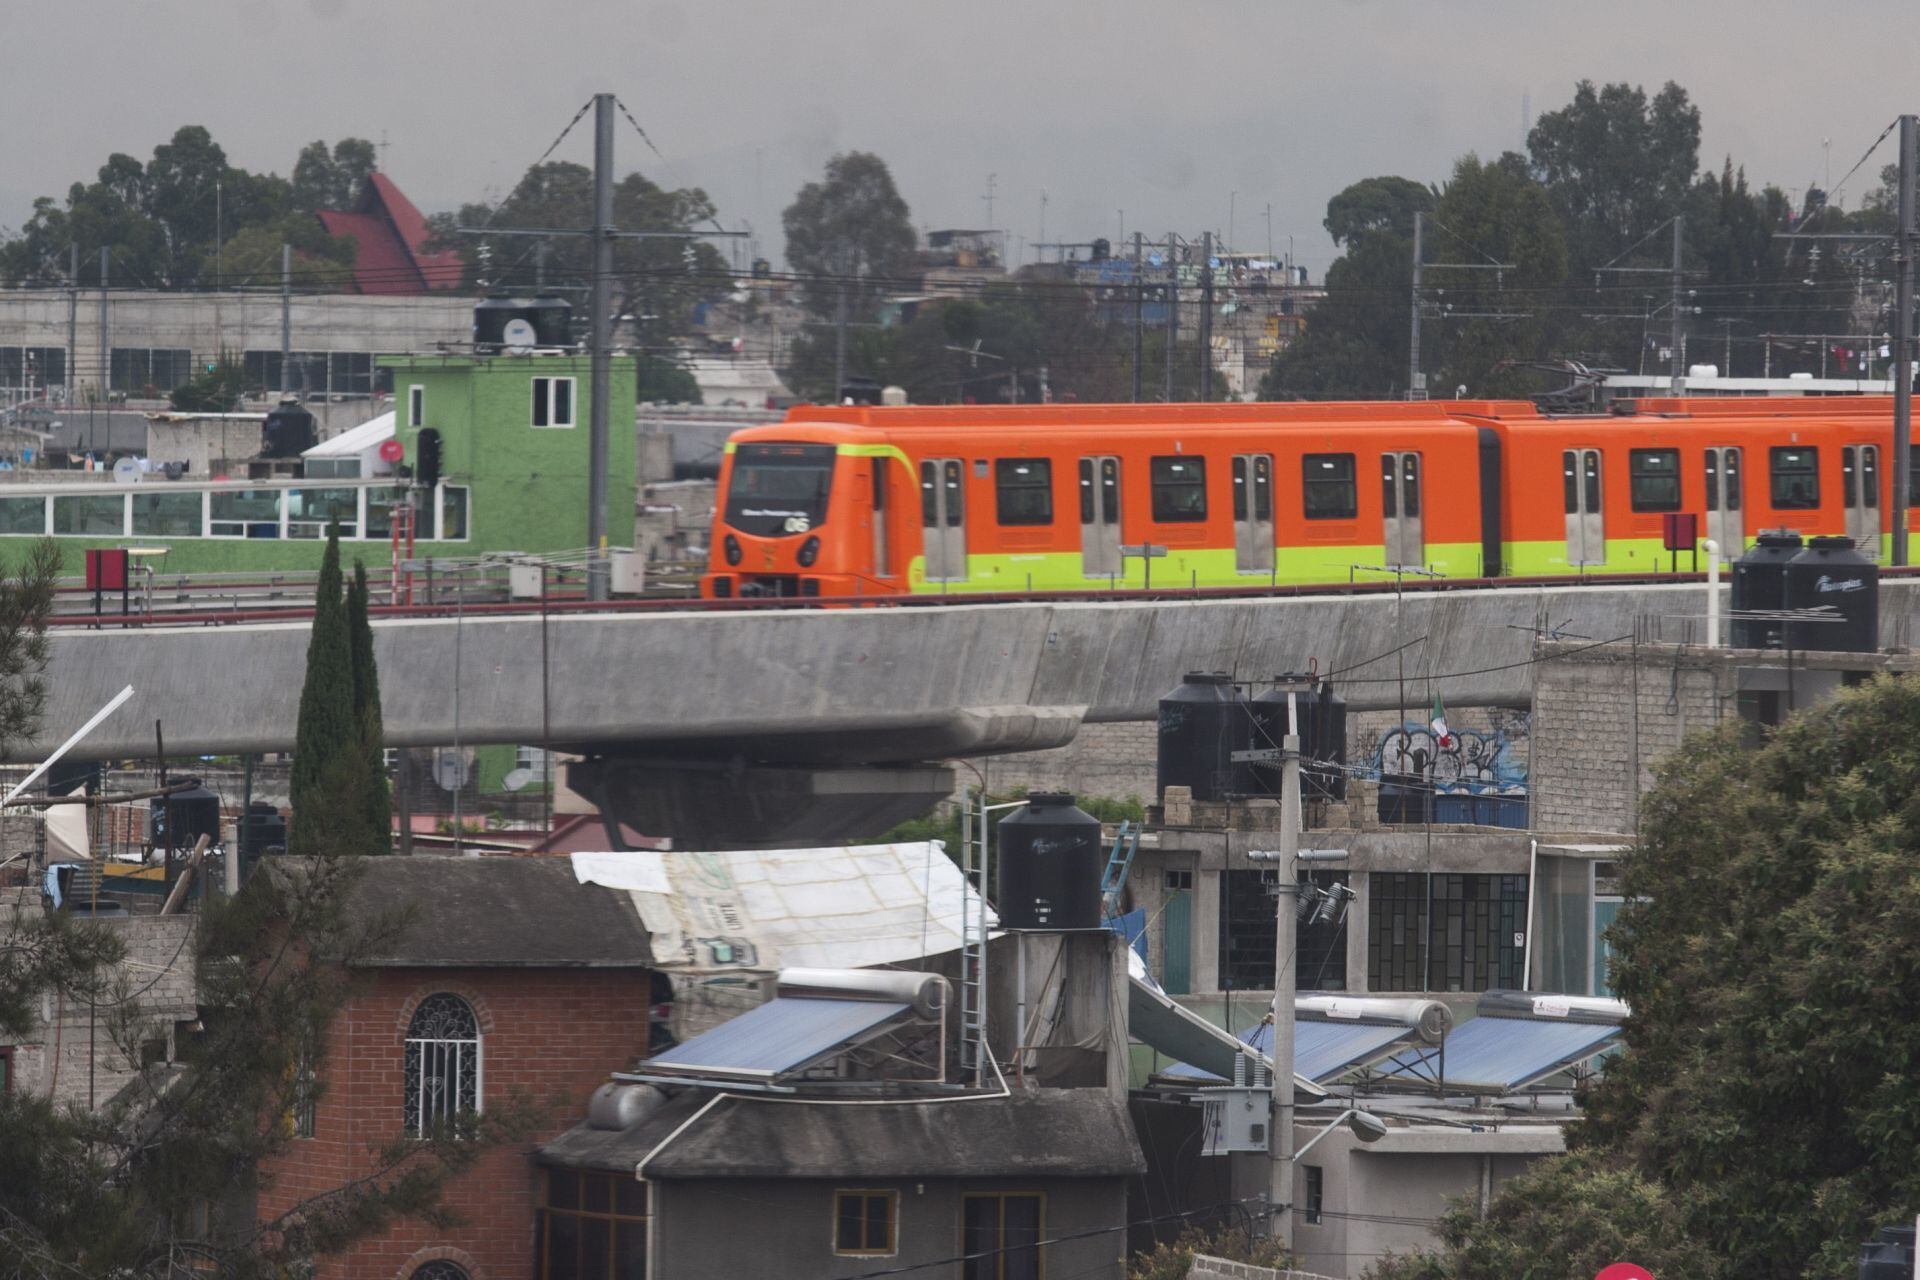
xmin=502 ymin=318 xmax=538 ymax=355
xmin=1147 ymin=253 xmax=1164 ymax=267
xmin=502 ymin=767 xmax=534 ymax=793
xmin=112 ymin=457 xmax=141 ymax=485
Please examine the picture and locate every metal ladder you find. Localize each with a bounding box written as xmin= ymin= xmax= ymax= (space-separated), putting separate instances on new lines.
xmin=957 ymin=793 xmax=990 ymax=1087
xmin=1100 ymin=820 xmax=1141 ymax=920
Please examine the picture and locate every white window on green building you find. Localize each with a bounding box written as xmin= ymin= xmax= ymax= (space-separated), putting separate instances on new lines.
xmin=288 ymin=488 xmax=360 ymax=539
xmin=210 ymin=489 xmax=281 ymax=538
xmin=408 ymin=385 xmax=425 ymax=429
xmin=0 ymin=496 xmax=46 ymax=535
xmin=52 ymin=495 xmax=126 ymax=536
xmin=531 ymin=377 xmax=575 ymax=428
xmin=132 ymin=492 xmax=204 ymax=537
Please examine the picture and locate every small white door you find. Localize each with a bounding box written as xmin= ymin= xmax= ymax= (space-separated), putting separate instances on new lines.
xmin=1842 ymin=444 xmax=1881 ymax=558
xmin=1703 ymin=447 xmax=1744 ymax=556
xmin=1382 ymin=451 xmax=1425 ymax=567
xmin=1562 ymin=448 xmax=1605 ymax=567
xmin=1231 ymin=453 xmax=1274 ymax=573
xmin=919 ymin=458 xmax=968 ymax=582
xmin=1079 ymin=456 xmax=1123 ymax=579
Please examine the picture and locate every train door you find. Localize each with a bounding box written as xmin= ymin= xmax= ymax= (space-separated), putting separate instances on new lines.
xmin=1703 ymin=447 xmax=1744 ymax=555
xmin=1382 ymin=451 xmax=1424 ymax=567
xmin=870 ymin=458 xmax=890 ymax=578
xmin=919 ymin=458 xmax=968 ymax=582
xmin=1562 ymin=448 xmax=1605 ymax=567
xmin=1079 ymin=456 xmax=1123 ymax=579
xmin=1231 ymin=454 xmax=1274 ymax=573
xmin=1842 ymin=444 xmax=1881 ymax=557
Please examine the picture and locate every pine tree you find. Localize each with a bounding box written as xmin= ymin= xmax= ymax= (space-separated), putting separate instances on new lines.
xmin=346 ymin=562 xmax=392 ymax=854
xmin=287 ymin=522 xmax=354 ymax=857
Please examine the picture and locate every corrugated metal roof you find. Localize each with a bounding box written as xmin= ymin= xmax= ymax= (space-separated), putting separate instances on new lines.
xmin=1378 ymin=1015 xmax=1620 ymax=1093
xmin=643 ymin=996 xmax=911 ymax=1081
xmin=1161 ymin=1019 xmax=1415 ymax=1085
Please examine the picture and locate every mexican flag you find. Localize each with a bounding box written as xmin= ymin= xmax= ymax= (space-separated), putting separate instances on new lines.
xmin=1430 ymin=693 xmax=1455 ymax=749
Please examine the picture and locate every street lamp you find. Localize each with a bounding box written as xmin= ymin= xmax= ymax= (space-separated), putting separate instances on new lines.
xmin=1292 ymin=1107 xmax=1390 ymax=1164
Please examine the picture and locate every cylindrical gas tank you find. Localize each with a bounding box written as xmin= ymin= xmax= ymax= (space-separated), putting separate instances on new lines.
xmin=151 ymin=786 xmax=222 ymax=849
xmin=1157 ymin=672 xmax=1253 ymax=801
xmin=1730 ymin=529 xmax=1804 ymax=649
xmin=1251 ymin=677 xmax=1348 ymax=800
xmin=1785 ymin=535 xmax=1878 ymax=652
xmin=995 ymin=793 xmax=1105 ymax=930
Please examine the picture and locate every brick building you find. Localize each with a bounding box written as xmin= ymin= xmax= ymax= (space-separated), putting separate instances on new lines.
xmin=256 ymin=856 xmax=658 ymax=1280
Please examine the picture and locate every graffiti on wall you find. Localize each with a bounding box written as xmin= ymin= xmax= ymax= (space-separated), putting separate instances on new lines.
xmin=1357 ymin=709 xmax=1530 ymax=793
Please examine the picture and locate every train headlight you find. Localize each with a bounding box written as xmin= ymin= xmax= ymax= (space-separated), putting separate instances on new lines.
xmin=797 ymin=535 xmax=821 ymax=567
xmin=724 ymin=535 xmax=743 ymax=566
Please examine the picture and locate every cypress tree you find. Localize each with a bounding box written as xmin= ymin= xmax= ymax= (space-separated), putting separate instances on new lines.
xmin=347 ymin=561 xmax=393 ymax=853
xmin=287 ymin=521 xmax=355 ymax=857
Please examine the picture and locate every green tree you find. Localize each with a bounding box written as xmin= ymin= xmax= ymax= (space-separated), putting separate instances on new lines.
xmin=168 ymin=353 xmax=246 ymax=413
xmin=1323 ymin=175 xmax=1435 ymax=247
xmin=636 ymin=354 xmax=702 ymax=405
xmin=346 ymin=562 xmax=391 ymax=854
xmin=783 ymin=151 xmax=917 ymax=319
xmin=1377 ymin=675 xmax=1920 ymax=1280
xmin=288 ymin=522 xmax=354 ymax=857
xmin=291 ymin=138 xmax=377 ymax=211
xmin=1527 ymin=80 xmax=1701 ymax=274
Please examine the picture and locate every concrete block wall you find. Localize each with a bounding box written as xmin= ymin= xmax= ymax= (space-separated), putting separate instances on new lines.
xmin=1529 ymin=643 xmax=1730 ymax=835
xmin=1 ymin=901 xmax=198 ymax=1108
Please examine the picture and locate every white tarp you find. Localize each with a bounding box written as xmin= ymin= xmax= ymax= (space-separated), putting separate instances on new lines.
xmin=571 ymin=842 xmax=994 ymax=973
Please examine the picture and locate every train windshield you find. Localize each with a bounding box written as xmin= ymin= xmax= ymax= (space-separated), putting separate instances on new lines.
xmin=724 ymin=442 xmax=837 ymax=536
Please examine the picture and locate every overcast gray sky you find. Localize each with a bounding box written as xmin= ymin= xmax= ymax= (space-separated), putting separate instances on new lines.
xmin=3 ymin=0 xmax=1912 ymax=277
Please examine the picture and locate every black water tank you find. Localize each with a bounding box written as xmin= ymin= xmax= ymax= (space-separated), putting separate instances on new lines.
xmin=151 ymin=786 xmax=222 ymax=849
xmin=261 ymin=399 xmax=317 ymax=459
xmin=1785 ymin=535 xmax=1879 ymax=652
xmin=1157 ymin=672 xmax=1253 ymax=801
xmin=237 ymin=801 xmax=287 ymax=858
xmin=1251 ymin=677 xmax=1349 ymax=801
xmin=1861 ymin=1224 xmax=1916 ymax=1279
xmin=996 ymin=793 xmax=1104 ymax=930
xmin=474 ymin=295 xmax=575 ymax=352
xmin=1730 ymin=529 xmax=1804 ymax=649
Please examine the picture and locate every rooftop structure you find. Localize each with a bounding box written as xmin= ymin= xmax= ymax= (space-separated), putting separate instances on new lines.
xmin=316 ymin=173 xmax=465 ymax=296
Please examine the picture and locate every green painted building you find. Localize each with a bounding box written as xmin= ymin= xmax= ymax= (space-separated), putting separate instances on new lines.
xmin=0 ymin=352 xmax=637 ymax=577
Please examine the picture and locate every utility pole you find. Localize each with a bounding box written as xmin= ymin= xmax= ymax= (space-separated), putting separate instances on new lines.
xmin=833 ymin=275 xmax=849 ymax=401
xmin=1265 ymin=688 xmax=1303 ymax=1252
xmin=1670 ymin=216 xmax=1686 ymax=395
xmin=1895 ymin=115 xmax=1916 ymax=565
xmin=1198 ymin=232 xmax=1214 ymax=402
xmin=1131 ymin=231 xmax=1144 ymax=403
xmin=1164 ymin=235 xmax=1178 ymax=402
xmin=587 ymin=92 xmax=615 ymax=602
xmin=98 ymin=248 xmax=109 ymax=405
xmin=66 ymin=244 xmax=77 ymax=405
xmin=280 ymin=244 xmax=292 ymax=396
xmin=1407 ymin=211 xmax=1423 ymax=399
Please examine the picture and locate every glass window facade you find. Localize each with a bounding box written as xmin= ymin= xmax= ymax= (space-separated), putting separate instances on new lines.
xmin=52 ymin=495 xmax=125 ymax=536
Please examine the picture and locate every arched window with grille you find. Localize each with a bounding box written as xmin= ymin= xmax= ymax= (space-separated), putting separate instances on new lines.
xmin=410 ymin=1263 xmax=470 ymax=1280
xmin=404 ymin=993 xmax=481 ymax=1137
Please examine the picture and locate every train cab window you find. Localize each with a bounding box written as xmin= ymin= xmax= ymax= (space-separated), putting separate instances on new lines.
xmin=994 ymin=459 xmax=1053 ymax=526
xmin=725 ymin=442 xmax=837 ymax=536
xmin=1770 ymin=447 xmax=1820 ymax=510
xmin=1150 ymin=457 xmax=1208 ymax=522
xmin=1629 ymin=449 xmax=1681 ymax=512
xmin=1302 ymin=453 xmax=1357 ymax=520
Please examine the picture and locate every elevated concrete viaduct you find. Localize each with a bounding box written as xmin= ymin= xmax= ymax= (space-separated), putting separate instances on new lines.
xmin=30 ymin=578 xmax=1876 ymax=842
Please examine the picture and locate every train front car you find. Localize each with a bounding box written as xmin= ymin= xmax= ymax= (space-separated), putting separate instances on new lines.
xmin=703 ymin=429 xmax=897 ymax=599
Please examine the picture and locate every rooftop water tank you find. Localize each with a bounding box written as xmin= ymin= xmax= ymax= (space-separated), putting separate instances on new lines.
xmin=473 ymin=295 xmax=574 ymax=353
xmin=996 ymin=793 xmax=1104 ymax=930
xmin=1730 ymin=530 xmax=1803 ymax=649
xmin=1784 ymin=535 xmax=1878 ymax=652
xmin=1157 ymin=672 xmax=1253 ymax=801
xmin=1250 ymin=676 xmax=1348 ymax=800
xmin=151 ymin=785 xmax=222 ymax=849
xmin=261 ymin=398 xmax=316 ymax=459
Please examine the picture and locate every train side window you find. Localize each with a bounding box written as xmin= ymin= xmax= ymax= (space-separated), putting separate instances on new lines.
xmin=1842 ymin=446 xmax=1857 ymax=507
xmin=1151 ymin=457 xmax=1208 ymax=522
xmin=1584 ymin=451 xmax=1601 ymax=511
xmin=1770 ymin=446 xmax=1820 ymax=510
xmin=1381 ymin=456 xmax=1396 ymax=519
xmin=1562 ymin=451 xmax=1578 ymax=514
xmin=1402 ymin=455 xmax=1420 ymax=517
xmin=1725 ymin=450 xmax=1741 ymax=507
xmin=1232 ymin=456 xmax=1248 ymax=521
xmin=1253 ymin=455 xmax=1272 ymax=520
xmin=1302 ymin=453 xmax=1357 ymax=520
xmin=994 ymin=458 xmax=1052 ymax=526
xmin=1864 ymin=447 xmax=1879 ymax=508
xmin=1079 ymin=459 xmax=1095 ymax=524
xmin=943 ymin=461 xmax=965 ymax=527
xmin=920 ymin=461 xmax=938 ymax=526
xmin=1101 ymin=459 xmax=1120 ymax=524
xmin=1629 ymin=449 xmax=1681 ymax=512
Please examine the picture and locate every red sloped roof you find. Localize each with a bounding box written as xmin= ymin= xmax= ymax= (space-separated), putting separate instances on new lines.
xmin=316 ymin=172 xmax=465 ymax=295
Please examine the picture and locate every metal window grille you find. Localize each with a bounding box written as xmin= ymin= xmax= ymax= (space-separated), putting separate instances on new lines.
xmin=1367 ymin=872 xmax=1527 ymax=993
xmin=404 ymin=993 xmax=481 ymax=1137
